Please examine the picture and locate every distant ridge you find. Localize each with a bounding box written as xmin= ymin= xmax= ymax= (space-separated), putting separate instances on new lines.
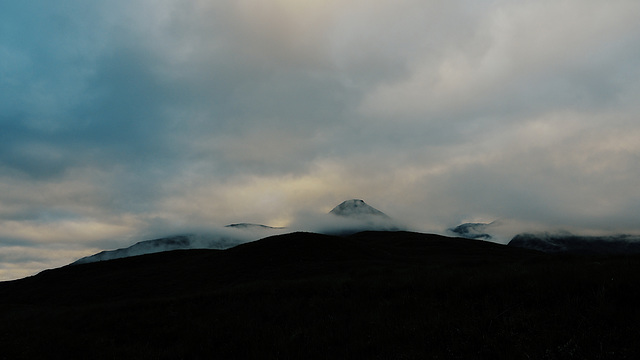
xmin=72 ymin=200 xmax=400 ymax=265
xmin=508 ymin=233 xmax=640 ymax=254
xmin=224 ymin=223 xmax=285 ymax=230
xmin=72 ymin=234 xmax=246 ymax=265
xmin=448 ymin=221 xmax=496 ymax=240
xmin=73 ymin=223 xmax=286 ymax=265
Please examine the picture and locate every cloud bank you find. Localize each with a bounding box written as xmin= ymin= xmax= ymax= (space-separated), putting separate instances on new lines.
xmin=2 ymin=0 xmax=640 ymax=279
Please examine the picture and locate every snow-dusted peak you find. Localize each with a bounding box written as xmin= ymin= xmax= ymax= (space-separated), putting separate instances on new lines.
xmin=329 ymin=199 xmax=390 ymax=218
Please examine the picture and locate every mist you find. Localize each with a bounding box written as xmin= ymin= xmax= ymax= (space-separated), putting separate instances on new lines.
xmin=73 ymin=200 xmax=410 ymax=264
xmin=72 ymin=225 xmax=290 ymax=265
xmin=288 ymin=211 xmax=405 ymax=236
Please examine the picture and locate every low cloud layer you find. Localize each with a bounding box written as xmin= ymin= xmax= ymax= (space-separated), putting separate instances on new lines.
xmin=2 ymin=0 xmax=640 ymax=280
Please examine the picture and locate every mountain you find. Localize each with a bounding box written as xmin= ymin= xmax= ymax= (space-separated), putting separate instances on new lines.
xmin=72 ymin=234 xmax=246 ymax=265
xmin=325 ymin=199 xmax=401 ymax=234
xmin=72 ymin=200 xmax=403 ymax=265
xmin=73 ymin=225 xmax=283 ymax=265
xmin=448 ymin=221 xmax=495 ymax=240
xmin=508 ymin=232 xmax=640 ymax=254
xmin=73 ymin=199 xmax=401 ymax=265
xmin=329 ymin=199 xmax=390 ymax=218
xmin=2 ymin=230 xmax=640 ymax=359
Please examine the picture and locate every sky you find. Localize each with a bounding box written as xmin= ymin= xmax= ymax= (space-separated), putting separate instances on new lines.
xmin=2 ymin=0 xmax=640 ymax=280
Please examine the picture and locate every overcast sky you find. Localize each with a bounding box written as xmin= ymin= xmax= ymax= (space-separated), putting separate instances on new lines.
xmin=2 ymin=0 xmax=640 ymax=280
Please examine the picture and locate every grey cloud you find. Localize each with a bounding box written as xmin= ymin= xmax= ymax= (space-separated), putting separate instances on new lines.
xmin=358 ymin=1 xmax=640 ymax=126
xmin=430 ymin=139 xmax=640 ymax=233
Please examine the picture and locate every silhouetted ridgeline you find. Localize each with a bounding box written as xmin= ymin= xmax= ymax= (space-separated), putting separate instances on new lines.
xmin=1 ymin=231 xmax=640 ymax=359
xmin=509 ymin=233 xmax=640 ymax=254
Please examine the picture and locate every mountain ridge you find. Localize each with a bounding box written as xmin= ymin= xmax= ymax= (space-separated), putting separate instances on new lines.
xmin=1 ymin=230 xmax=542 ymax=303
xmin=2 ymin=230 xmax=640 ymax=359
xmin=72 ymin=199 xmax=401 ymax=264
xmin=508 ymin=232 xmax=640 ymax=254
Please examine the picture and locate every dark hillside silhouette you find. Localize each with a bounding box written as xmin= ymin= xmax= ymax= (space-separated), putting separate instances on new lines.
xmin=509 ymin=233 xmax=640 ymax=254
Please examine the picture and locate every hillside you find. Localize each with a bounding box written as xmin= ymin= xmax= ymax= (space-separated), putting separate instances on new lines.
xmin=509 ymin=233 xmax=640 ymax=254
xmin=1 ymin=231 xmax=640 ymax=359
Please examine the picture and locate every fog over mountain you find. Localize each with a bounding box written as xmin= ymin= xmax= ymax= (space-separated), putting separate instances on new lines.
xmin=43 ymin=198 xmax=640 ymax=266
xmin=72 ymin=232 xmax=257 ymax=265
xmin=322 ymin=199 xmax=402 ymax=235
xmin=448 ymin=221 xmax=497 ymax=240
xmin=72 ymin=199 xmax=404 ymax=264
xmin=72 ymin=224 xmax=290 ymax=265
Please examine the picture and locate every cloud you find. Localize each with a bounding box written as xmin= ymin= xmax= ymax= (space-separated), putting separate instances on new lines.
xmin=1 ymin=0 xmax=640 ymax=280
xmin=358 ymin=1 xmax=640 ymax=122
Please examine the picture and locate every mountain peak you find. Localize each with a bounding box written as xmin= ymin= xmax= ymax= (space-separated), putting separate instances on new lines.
xmin=329 ymin=199 xmax=390 ymax=218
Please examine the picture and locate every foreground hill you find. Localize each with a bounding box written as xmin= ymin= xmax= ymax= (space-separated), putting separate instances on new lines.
xmin=1 ymin=231 xmax=640 ymax=359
